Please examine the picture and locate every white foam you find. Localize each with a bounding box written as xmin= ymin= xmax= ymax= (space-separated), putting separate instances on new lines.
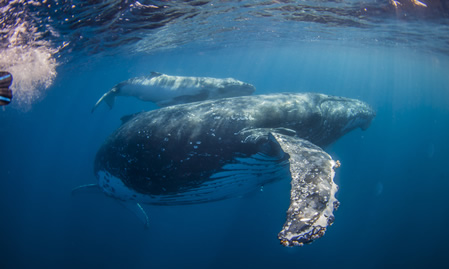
xmin=0 ymin=45 xmax=58 ymax=108
xmin=0 ymin=15 xmax=59 ymax=110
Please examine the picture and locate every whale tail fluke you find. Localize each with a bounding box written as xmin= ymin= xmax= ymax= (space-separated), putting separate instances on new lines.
xmin=72 ymin=183 xmax=150 ymax=228
xmin=119 ymin=202 xmax=150 ymax=229
xmin=91 ymin=87 xmax=118 ymax=113
xmin=72 ymin=183 xmax=102 ymax=194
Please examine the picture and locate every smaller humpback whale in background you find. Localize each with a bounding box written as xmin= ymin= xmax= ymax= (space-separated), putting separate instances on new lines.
xmin=91 ymin=72 xmax=255 ymax=112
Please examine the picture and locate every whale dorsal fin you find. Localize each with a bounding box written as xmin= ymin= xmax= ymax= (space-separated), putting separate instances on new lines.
xmin=150 ymin=71 xmax=163 ymax=77
xmin=120 ymin=112 xmax=143 ymax=125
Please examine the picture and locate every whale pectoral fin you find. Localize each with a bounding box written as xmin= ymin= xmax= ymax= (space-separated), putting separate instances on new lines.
xmin=91 ymin=89 xmax=117 ymax=113
xmin=119 ymin=202 xmax=150 ymax=229
xmin=270 ymin=133 xmax=339 ymax=247
xmin=173 ymin=90 xmax=209 ymax=103
xmin=71 ymin=183 xmax=102 ymax=195
xmin=156 ymin=90 xmax=210 ymax=107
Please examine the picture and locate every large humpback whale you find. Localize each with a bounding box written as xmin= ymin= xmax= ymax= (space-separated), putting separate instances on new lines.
xmin=91 ymin=72 xmax=255 ymax=112
xmin=78 ymin=93 xmax=375 ymax=246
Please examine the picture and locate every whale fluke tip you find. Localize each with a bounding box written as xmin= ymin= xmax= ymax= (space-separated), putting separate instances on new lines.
xmin=91 ymin=88 xmax=117 ymax=113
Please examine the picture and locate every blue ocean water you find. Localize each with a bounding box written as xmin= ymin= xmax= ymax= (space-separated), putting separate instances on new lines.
xmin=1 ymin=1 xmax=449 ymax=269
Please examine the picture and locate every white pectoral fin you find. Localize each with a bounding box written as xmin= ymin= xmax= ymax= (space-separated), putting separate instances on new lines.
xmin=119 ymin=201 xmax=150 ymax=229
xmin=270 ymin=133 xmax=340 ymax=247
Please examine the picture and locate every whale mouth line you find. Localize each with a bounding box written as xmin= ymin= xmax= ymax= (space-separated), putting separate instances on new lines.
xmin=360 ymin=118 xmax=373 ymax=130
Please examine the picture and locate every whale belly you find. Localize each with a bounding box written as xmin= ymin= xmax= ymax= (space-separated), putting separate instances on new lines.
xmin=122 ymin=80 xmax=207 ymax=104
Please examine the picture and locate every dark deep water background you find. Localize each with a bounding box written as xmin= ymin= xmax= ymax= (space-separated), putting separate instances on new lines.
xmin=1 ymin=0 xmax=449 ymax=267
xmin=1 ymin=45 xmax=448 ymax=268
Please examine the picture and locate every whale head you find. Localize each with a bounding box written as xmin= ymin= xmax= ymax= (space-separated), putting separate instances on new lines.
xmin=322 ymin=95 xmax=375 ymax=131
xmin=216 ymin=79 xmax=256 ymax=98
xmin=309 ymin=95 xmax=376 ymax=146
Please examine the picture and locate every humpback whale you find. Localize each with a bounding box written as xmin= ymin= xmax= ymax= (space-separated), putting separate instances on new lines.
xmin=91 ymin=72 xmax=255 ymax=112
xmin=79 ymin=93 xmax=375 ymax=246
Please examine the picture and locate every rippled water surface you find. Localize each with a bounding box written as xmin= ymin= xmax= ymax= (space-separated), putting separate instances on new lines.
xmin=1 ymin=0 xmax=448 ymax=106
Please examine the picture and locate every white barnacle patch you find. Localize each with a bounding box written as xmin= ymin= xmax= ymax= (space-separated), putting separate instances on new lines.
xmin=230 ymin=113 xmax=255 ymax=122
